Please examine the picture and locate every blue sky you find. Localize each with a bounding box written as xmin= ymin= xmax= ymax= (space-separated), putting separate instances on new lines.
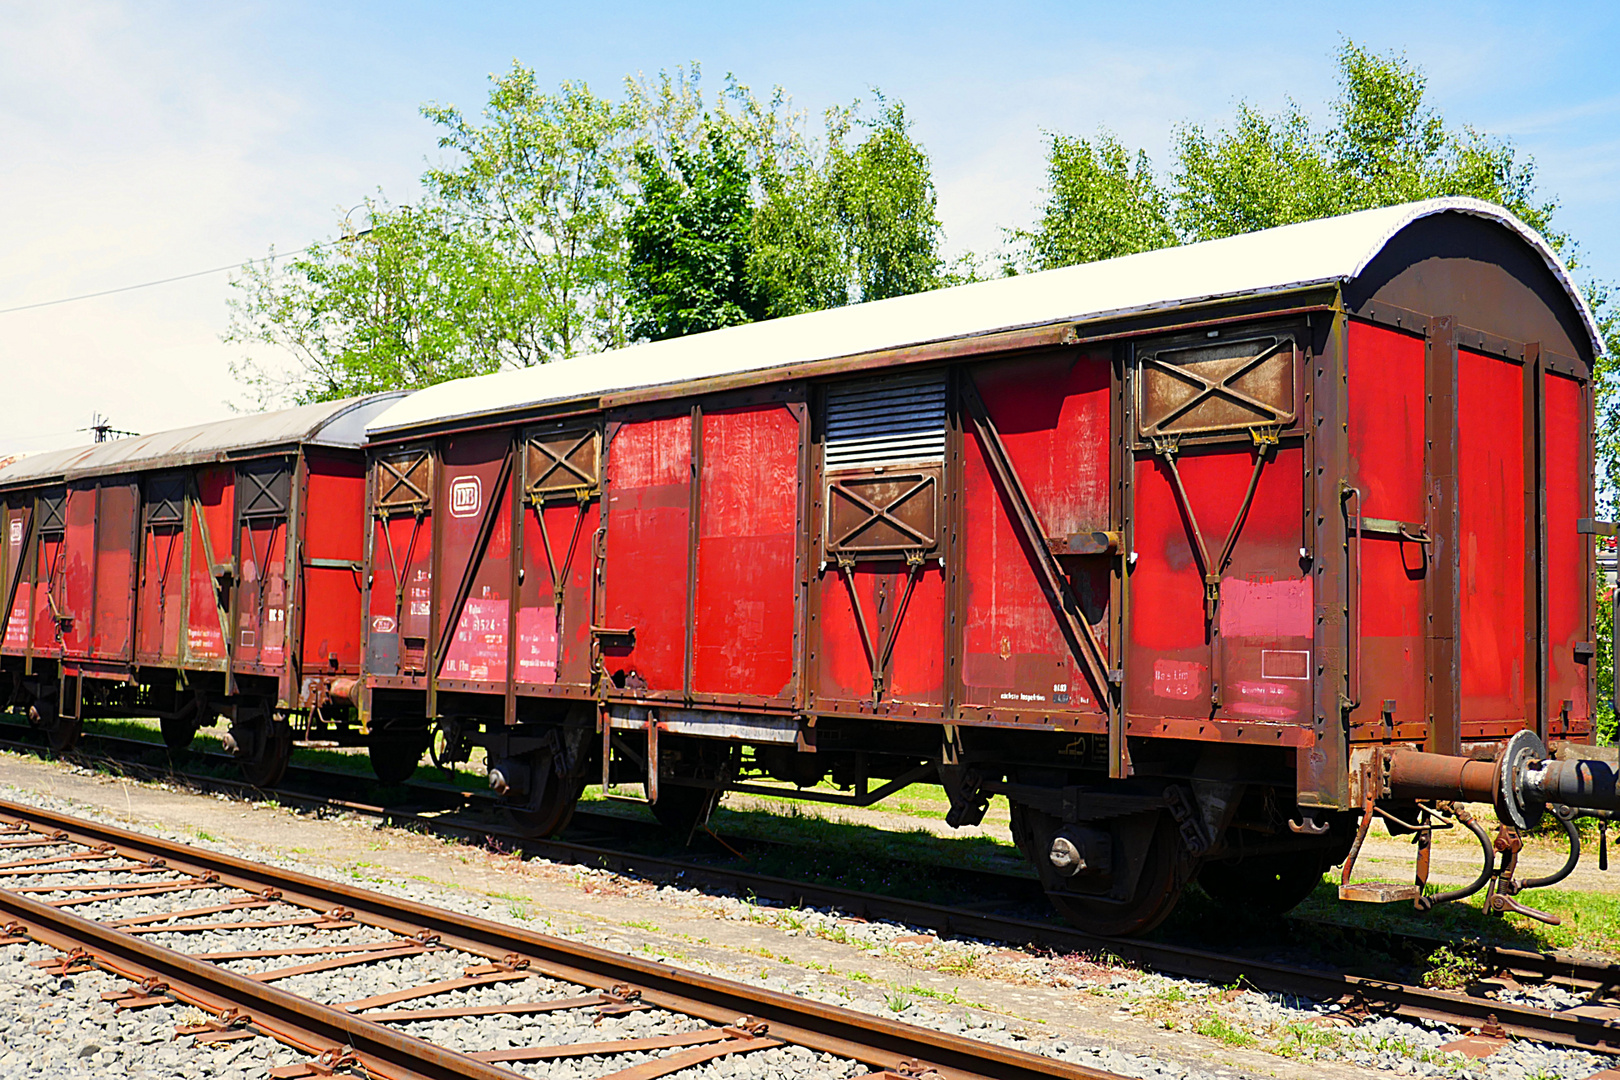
xmin=1 ymin=1 xmax=1615 ymax=454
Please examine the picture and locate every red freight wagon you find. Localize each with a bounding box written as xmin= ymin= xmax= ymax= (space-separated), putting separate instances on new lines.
xmin=359 ymin=198 xmax=1617 ymax=934
xmin=0 ymin=394 xmax=405 ymax=784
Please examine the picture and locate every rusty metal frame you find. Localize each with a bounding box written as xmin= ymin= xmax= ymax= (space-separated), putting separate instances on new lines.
xmin=683 ymin=403 xmax=703 ymax=702
xmin=429 ymin=444 xmax=515 ymax=695
xmin=1135 ymin=333 xmax=1298 ymax=441
xmin=283 ymin=451 xmax=309 ymax=711
xmin=1581 ymin=365 xmax=1598 ymax=737
xmin=1524 ymin=343 xmax=1547 ymax=740
xmin=1301 ymin=307 xmax=1351 ymax=809
xmin=958 ymin=375 xmax=1116 ymax=730
xmin=374 ymin=448 xmax=434 ymax=512
xmin=1111 ymin=342 xmax=1132 ymax=778
xmin=788 ymin=392 xmax=812 ymax=715
xmin=505 ymin=433 xmax=524 ymax=725
xmin=943 ymin=368 xmax=967 ymax=721
xmin=522 ymin=425 xmax=601 ymax=502
xmin=1424 ymin=315 xmax=1461 ymax=757
xmin=1 ymin=504 xmax=32 ymax=667
xmin=823 ymin=472 xmax=940 ymax=558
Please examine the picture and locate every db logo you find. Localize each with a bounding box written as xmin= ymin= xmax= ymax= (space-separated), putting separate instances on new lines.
xmin=449 ymin=475 xmax=482 ymax=518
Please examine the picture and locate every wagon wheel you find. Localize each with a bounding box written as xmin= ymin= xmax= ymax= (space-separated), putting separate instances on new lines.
xmin=1011 ymin=803 xmax=1188 ymax=938
xmin=237 ymin=713 xmax=292 ymax=788
xmin=28 ymin=699 xmax=80 ymax=754
xmin=1197 ymin=852 xmax=1327 ymax=915
xmin=506 ymin=749 xmax=586 ymax=838
xmin=368 ymin=730 xmax=430 ymax=785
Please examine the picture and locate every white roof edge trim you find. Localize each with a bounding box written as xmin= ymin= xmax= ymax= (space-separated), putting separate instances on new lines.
xmin=303 ymin=390 xmax=413 ymax=445
xmin=367 ymin=198 xmax=1600 ymax=437
xmin=1341 ymin=196 xmax=1601 ymax=356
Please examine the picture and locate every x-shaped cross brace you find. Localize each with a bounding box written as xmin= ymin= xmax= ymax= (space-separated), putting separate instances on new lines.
xmin=377 ymin=454 xmax=430 ymax=507
xmin=239 ymin=468 xmax=286 ymax=517
xmin=1142 ymin=338 xmax=1293 ymax=436
xmin=828 ymin=476 xmax=937 ymax=552
xmin=527 ymin=432 xmax=596 ymax=494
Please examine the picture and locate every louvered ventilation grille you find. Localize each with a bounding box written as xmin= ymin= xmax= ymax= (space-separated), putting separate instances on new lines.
xmin=824 ymin=375 xmax=946 ymax=470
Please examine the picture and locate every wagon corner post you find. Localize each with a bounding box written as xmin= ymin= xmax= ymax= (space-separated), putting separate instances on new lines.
xmin=1301 ymin=303 xmax=1352 ymax=809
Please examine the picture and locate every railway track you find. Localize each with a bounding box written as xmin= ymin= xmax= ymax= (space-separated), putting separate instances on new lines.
xmin=0 ymin=796 xmax=1119 ymax=1080
xmin=5 ymin=722 xmax=1619 ymax=1058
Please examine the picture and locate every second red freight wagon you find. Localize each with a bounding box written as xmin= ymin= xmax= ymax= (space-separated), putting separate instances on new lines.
xmin=0 ymin=394 xmax=405 ymax=784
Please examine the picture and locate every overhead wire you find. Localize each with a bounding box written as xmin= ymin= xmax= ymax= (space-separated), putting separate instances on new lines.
xmin=0 ymin=243 xmax=323 ymax=316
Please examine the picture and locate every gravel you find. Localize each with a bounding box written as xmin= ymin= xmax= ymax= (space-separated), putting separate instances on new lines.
xmin=2 ymin=771 xmax=1615 ymax=1080
xmin=0 ymin=937 xmax=308 ymax=1079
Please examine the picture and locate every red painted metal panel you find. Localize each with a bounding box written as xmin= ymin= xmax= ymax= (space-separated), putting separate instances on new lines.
xmin=1347 ymin=321 xmax=1427 ymax=728
xmin=815 ymin=567 xmax=878 ymax=703
xmin=1129 ymin=445 xmax=1309 ymax=723
xmin=1 ymin=505 xmax=27 ymax=654
xmin=32 ymin=526 xmax=65 ymax=656
xmin=90 ymin=483 xmax=137 ymax=661
xmin=234 ymin=518 xmax=287 ymax=669
xmin=136 ymin=517 xmax=184 ymax=664
xmin=601 ymin=413 xmax=692 ymax=691
xmin=437 ymin=432 xmax=512 ymax=686
xmin=368 ymin=509 xmax=433 ymax=676
xmin=60 ymin=485 xmax=96 ymax=657
xmin=517 ymin=499 xmax=598 ymax=686
xmin=961 ymin=353 xmax=1110 ymax=713
xmin=886 ymin=564 xmax=945 ymax=704
xmin=184 ymin=467 xmax=233 ymax=661
xmin=693 ymin=404 xmax=798 ymax=698
xmin=1457 ymin=347 xmax=1526 ymax=721
xmin=301 ymin=456 xmax=366 ymax=673
xmin=1544 ymin=371 xmax=1588 ymax=723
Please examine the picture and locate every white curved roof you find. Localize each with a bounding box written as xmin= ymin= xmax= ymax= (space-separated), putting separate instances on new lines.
xmin=0 ymin=393 xmax=410 ymax=487
xmin=368 ymin=197 xmax=1599 ymax=436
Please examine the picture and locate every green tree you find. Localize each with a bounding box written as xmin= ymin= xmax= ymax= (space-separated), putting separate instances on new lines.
xmin=1171 ymin=42 xmax=1560 ymax=244
xmin=1012 ymin=131 xmax=1176 ymax=271
xmin=423 ymin=65 xmax=638 ymax=360
xmin=752 ymin=97 xmax=947 ymax=316
xmin=1015 ymin=41 xmax=1565 ymax=261
xmin=227 ymin=202 xmax=516 ymax=405
xmin=625 ymin=125 xmax=762 ymax=340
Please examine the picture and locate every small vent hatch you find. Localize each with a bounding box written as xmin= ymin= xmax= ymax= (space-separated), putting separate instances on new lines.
xmin=824 ymin=374 xmax=946 ymax=471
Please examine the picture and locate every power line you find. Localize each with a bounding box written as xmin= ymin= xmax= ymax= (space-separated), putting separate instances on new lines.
xmin=0 ymin=244 xmax=321 ymax=316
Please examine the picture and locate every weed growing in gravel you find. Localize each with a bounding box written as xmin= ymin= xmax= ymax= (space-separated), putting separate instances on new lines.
xmin=935 ymin=952 xmax=981 ymax=976
xmin=1195 ymin=1014 xmax=1257 ymax=1047
xmin=885 ymin=989 xmax=913 ymax=1012
xmin=1276 ymin=1021 xmax=1343 ymax=1059
xmin=1420 ymin=942 xmax=1485 ymax=989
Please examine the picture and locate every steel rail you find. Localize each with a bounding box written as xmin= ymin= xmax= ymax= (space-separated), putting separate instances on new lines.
xmin=5 ymin=728 xmax=1619 ymax=1052
xmin=0 ymin=797 xmax=1119 ymax=1080
xmin=0 ymin=884 xmax=516 ymax=1080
